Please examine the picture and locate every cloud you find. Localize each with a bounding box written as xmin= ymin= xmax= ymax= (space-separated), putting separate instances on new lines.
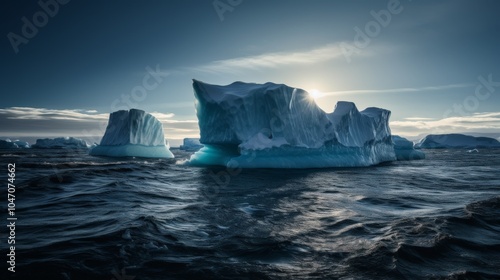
xmin=318 ymin=83 xmax=474 ymax=97
xmin=191 ymin=43 xmax=369 ymax=74
xmin=0 ymin=107 xmax=199 ymax=140
xmin=0 ymin=107 xmax=109 ymax=121
xmin=150 ymin=112 xmax=176 ymax=122
xmin=404 ymin=117 xmax=435 ymax=121
xmin=391 ymin=112 xmax=500 ymax=137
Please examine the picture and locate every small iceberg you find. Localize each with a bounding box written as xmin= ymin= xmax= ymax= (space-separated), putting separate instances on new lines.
xmin=180 ymin=138 xmax=204 ymax=151
xmin=392 ymin=135 xmax=425 ymax=160
xmin=89 ymin=109 xmax=174 ymax=158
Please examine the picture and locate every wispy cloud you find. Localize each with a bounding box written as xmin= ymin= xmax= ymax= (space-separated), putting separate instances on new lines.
xmin=0 ymin=107 xmax=199 ymax=140
xmin=190 ymin=43 xmax=370 ymax=74
xmin=404 ymin=117 xmax=436 ymax=121
xmin=391 ymin=112 xmax=500 ymax=137
xmin=0 ymin=107 xmax=109 ymax=121
xmin=318 ymin=83 xmax=474 ymax=97
xmin=150 ymin=112 xmax=176 ymax=122
xmin=0 ymin=107 xmax=179 ymax=123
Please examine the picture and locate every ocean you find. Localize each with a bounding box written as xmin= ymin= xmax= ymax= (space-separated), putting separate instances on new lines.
xmin=1 ymin=148 xmax=499 ymax=279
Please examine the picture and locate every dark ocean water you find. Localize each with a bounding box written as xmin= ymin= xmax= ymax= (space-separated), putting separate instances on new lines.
xmin=1 ymin=148 xmax=499 ymax=280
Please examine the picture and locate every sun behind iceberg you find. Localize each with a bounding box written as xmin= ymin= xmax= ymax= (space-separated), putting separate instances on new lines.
xmin=89 ymin=109 xmax=174 ymax=159
xmin=189 ymin=80 xmax=396 ymax=168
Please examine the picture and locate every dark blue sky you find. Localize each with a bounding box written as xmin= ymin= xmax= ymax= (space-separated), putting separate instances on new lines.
xmin=1 ymin=0 xmax=500 ymax=141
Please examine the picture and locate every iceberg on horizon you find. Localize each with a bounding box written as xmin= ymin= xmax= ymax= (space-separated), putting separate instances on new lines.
xmin=32 ymin=137 xmax=88 ymax=149
xmin=0 ymin=140 xmax=17 ymax=149
xmin=415 ymin=134 xmax=500 ymax=149
xmin=180 ymin=138 xmax=204 ymax=151
xmin=13 ymin=140 xmax=30 ymax=148
xmin=188 ymin=80 xmax=396 ymax=168
xmin=89 ymin=109 xmax=174 ymax=158
xmin=0 ymin=139 xmax=30 ymax=149
xmin=392 ymin=135 xmax=425 ymax=160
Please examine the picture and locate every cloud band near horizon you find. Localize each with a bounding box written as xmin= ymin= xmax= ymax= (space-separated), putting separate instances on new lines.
xmin=0 ymin=107 xmax=199 ymax=140
xmin=0 ymin=107 xmax=499 ymax=141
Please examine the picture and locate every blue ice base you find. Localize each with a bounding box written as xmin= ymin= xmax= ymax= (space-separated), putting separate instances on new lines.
xmin=189 ymin=143 xmax=397 ymax=168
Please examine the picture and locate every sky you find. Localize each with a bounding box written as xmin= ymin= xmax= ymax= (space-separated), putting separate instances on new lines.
xmin=1 ymin=0 xmax=500 ymax=146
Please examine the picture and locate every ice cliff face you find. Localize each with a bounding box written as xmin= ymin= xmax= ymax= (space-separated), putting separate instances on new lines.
xmin=89 ymin=109 xmax=174 ymax=158
xmin=189 ymin=80 xmax=396 ymax=168
xmin=99 ymin=109 xmax=166 ymax=146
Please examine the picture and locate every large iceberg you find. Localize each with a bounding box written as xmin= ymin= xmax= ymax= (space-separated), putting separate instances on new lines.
xmin=32 ymin=137 xmax=88 ymax=149
xmin=189 ymin=80 xmax=396 ymax=168
xmin=392 ymin=135 xmax=425 ymax=160
xmin=415 ymin=134 xmax=500 ymax=149
xmin=180 ymin=138 xmax=204 ymax=151
xmin=89 ymin=109 xmax=174 ymax=158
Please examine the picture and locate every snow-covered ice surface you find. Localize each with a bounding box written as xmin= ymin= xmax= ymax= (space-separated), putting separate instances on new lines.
xmin=415 ymin=134 xmax=500 ymax=149
xmin=180 ymin=138 xmax=204 ymax=151
xmin=89 ymin=109 xmax=174 ymax=158
xmin=392 ymin=135 xmax=425 ymax=160
xmin=32 ymin=137 xmax=88 ymax=149
xmin=189 ymin=80 xmax=396 ymax=168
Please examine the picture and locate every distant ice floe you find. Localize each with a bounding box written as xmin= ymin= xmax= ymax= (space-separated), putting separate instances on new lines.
xmin=32 ymin=137 xmax=88 ymax=149
xmin=0 ymin=139 xmax=27 ymax=149
xmin=415 ymin=134 xmax=500 ymax=149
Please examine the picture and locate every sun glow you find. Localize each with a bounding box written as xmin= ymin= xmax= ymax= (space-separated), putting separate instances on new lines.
xmin=309 ymin=89 xmax=321 ymax=100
